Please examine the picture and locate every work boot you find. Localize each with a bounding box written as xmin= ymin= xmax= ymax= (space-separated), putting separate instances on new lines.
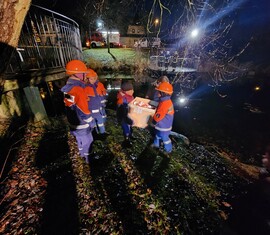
xmin=122 ymin=137 xmax=132 ymax=148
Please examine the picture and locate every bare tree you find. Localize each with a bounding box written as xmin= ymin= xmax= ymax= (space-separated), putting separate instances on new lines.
xmin=147 ymin=0 xmax=251 ymax=91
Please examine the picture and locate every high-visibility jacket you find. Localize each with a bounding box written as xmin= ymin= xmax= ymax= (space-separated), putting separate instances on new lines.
xmin=61 ymin=77 xmax=93 ymax=129
xmin=152 ymin=96 xmax=174 ymax=132
xmin=96 ymin=81 xmax=107 ymax=107
xmin=117 ymin=90 xmax=134 ymax=105
xmin=116 ymin=90 xmax=134 ymax=124
xmin=85 ymin=83 xmax=103 ymax=115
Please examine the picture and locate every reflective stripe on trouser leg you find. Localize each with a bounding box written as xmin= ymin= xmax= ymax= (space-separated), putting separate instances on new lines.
xmin=101 ymin=108 xmax=107 ymax=121
xmin=163 ymin=138 xmax=172 ymax=152
xmin=81 ymin=132 xmax=93 ymax=156
xmin=75 ymin=135 xmax=84 ymax=156
xmin=93 ymin=113 xmax=105 ymax=134
xmin=153 ymin=135 xmax=161 ymax=148
xmin=155 ymin=130 xmax=172 ymax=152
xmin=71 ymin=131 xmax=84 ymax=156
xmin=97 ymin=123 xmax=105 ymax=134
xmin=71 ymin=127 xmax=93 ymax=157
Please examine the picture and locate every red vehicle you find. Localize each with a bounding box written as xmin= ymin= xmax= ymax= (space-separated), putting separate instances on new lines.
xmin=100 ymin=31 xmax=121 ymax=48
xmin=86 ymin=31 xmax=105 ymax=48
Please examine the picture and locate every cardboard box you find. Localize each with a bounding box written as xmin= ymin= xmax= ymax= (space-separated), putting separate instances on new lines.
xmin=128 ymin=97 xmax=158 ymax=128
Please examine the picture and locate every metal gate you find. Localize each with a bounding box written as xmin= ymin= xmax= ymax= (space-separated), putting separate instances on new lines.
xmin=6 ymin=4 xmax=82 ymax=74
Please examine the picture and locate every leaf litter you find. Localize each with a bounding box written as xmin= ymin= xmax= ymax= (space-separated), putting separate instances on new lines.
xmin=0 ymin=111 xmax=259 ymax=234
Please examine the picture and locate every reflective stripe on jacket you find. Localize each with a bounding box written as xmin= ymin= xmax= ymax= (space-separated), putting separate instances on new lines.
xmin=96 ymin=81 xmax=107 ymax=107
xmin=61 ymin=77 xmax=92 ymax=129
xmin=153 ymin=96 xmax=174 ymax=131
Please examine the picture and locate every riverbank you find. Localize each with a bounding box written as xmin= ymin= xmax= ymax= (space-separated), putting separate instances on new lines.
xmin=0 ymin=111 xmax=262 ymax=234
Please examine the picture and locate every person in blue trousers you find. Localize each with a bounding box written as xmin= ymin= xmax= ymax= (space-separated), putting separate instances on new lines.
xmin=151 ymin=81 xmax=174 ymax=154
xmin=85 ymin=69 xmax=108 ymax=138
xmin=116 ymin=81 xmax=134 ymax=148
xmin=61 ymin=60 xmax=95 ymax=163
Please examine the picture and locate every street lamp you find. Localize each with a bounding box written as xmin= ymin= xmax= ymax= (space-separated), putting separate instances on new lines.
xmin=154 ymin=18 xmax=159 ymax=38
xmin=97 ymin=21 xmax=102 ymax=28
xmin=154 ymin=18 xmax=159 ymax=26
xmin=190 ymin=28 xmax=199 ymax=38
xmin=153 ymin=19 xmax=160 ymax=54
xmin=97 ymin=20 xmax=103 ymax=30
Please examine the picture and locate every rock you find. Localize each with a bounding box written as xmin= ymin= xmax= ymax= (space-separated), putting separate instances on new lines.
xmin=170 ymin=131 xmax=190 ymax=146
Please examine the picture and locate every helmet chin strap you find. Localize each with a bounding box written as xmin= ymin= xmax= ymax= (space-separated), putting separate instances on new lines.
xmin=73 ymin=73 xmax=86 ymax=81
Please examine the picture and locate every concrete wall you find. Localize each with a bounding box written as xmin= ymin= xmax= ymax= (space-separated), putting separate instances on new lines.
xmin=0 ymin=68 xmax=66 ymax=120
xmin=0 ymin=90 xmax=25 ymax=118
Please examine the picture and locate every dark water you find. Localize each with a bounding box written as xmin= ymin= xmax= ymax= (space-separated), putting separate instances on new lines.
xmin=172 ymin=81 xmax=270 ymax=165
xmin=128 ymin=77 xmax=270 ymax=165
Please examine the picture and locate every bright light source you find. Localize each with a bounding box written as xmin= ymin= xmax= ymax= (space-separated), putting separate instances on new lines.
xmin=97 ymin=20 xmax=103 ymax=28
xmin=179 ymin=97 xmax=187 ymax=105
xmin=254 ymin=86 xmax=260 ymax=91
xmin=191 ymin=28 xmax=199 ymax=38
xmin=101 ymin=31 xmax=119 ymax=35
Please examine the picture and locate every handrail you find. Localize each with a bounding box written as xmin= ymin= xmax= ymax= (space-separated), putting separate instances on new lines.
xmin=5 ymin=4 xmax=83 ymax=75
xmin=31 ymin=4 xmax=79 ymax=27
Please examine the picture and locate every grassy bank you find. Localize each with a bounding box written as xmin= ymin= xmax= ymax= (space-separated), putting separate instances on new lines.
xmin=83 ymin=48 xmax=150 ymax=77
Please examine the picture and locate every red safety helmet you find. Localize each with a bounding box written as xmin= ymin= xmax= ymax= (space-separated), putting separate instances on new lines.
xmin=86 ymin=68 xmax=97 ymax=78
xmin=65 ymin=60 xmax=88 ymax=75
xmin=155 ymin=82 xmax=173 ymax=95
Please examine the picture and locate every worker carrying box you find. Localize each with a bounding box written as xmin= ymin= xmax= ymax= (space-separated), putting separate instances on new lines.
xmin=128 ymin=97 xmax=158 ymax=128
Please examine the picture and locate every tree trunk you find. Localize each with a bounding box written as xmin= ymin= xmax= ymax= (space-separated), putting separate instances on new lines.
xmin=0 ymin=0 xmax=31 ymax=103
xmin=107 ymin=31 xmax=110 ymax=54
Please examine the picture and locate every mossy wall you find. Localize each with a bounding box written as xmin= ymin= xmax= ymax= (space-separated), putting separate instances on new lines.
xmin=0 ymin=90 xmax=26 ymax=118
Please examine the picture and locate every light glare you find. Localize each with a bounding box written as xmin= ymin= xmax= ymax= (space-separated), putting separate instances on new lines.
xmin=191 ymin=29 xmax=199 ymax=38
xmin=179 ymin=97 xmax=187 ymax=104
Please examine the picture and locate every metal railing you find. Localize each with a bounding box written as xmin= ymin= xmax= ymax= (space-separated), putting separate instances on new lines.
xmin=5 ymin=5 xmax=82 ymax=74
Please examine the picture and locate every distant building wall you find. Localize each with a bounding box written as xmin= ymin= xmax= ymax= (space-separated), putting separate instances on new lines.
xmin=127 ymin=25 xmax=145 ymax=36
xmin=120 ymin=37 xmax=142 ymax=48
xmin=121 ymin=25 xmax=146 ymax=47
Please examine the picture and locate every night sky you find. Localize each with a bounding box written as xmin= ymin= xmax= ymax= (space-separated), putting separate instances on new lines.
xmin=32 ymin=0 xmax=270 ymax=63
xmin=32 ymin=0 xmax=270 ymax=32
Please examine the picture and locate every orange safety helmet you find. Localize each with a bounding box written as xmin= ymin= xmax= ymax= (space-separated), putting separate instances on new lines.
xmin=65 ymin=60 xmax=88 ymax=75
xmin=86 ymin=68 xmax=98 ymax=78
xmin=155 ymin=81 xmax=173 ymax=95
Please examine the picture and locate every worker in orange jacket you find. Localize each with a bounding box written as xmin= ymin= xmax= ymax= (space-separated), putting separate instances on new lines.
xmin=96 ymin=76 xmax=108 ymax=123
xmin=151 ymin=81 xmax=174 ymax=153
xmin=116 ymin=81 xmax=134 ymax=148
xmin=146 ymin=75 xmax=170 ymax=101
xmin=61 ymin=60 xmax=94 ymax=163
xmin=85 ymin=69 xmax=108 ymax=137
